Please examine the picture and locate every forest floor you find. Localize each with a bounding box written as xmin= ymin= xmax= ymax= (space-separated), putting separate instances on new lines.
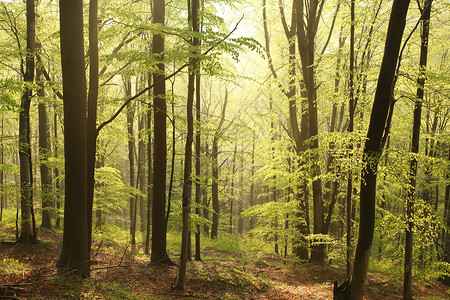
xmin=0 ymin=226 xmax=449 ymax=299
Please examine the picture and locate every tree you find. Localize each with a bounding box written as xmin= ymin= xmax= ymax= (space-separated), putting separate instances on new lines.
xmin=151 ymin=0 xmax=172 ymax=265
xmin=175 ymin=0 xmax=200 ymax=289
xmin=37 ymin=50 xmax=53 ymax=229
xmin=210 ymin=88 xmax=228 ymax=239
xmin=18 ymin=0 xmax=37 ymax=244
xmin=294 ymin=0 xmax=326 ymax=262
xmin=334 ymin=0 xmax=411 ymax=298
xmin=404 ymin=1 xmax=432 ymax=298
xmin=57 ymin=0 xmax=89 ymax=277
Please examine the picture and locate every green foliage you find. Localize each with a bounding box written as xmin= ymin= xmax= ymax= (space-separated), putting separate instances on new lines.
xmin=0 ymin=258 xmax=33 ymax=274
xmin=94 ymin=166 xmax=142 ymax=215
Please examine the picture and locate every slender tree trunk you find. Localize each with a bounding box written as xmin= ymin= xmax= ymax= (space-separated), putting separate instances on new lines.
xmin=238 ymin=158 xmax=244 ymax=235
xmin=403 ymin=1 xmax=431 ymax=298
xmin=210 ymin=89 xmax=228 ymax=239
xmin=0 ymin=119 xmax=3 ymax=222
xmin=249 ymin=132 xmax=255 ymax=232
xmin=145 ymin=80 xmax=153 ymax=255
xmin=57 ymin=0 xmax=89 ymax=277
xmin=443 ymin=146 xmax=450 ymax=285
xmin=296 ymin=0 xmax=325 ymax=263
xmin=37 ymin=51 xmax=52 ymax=229
xmin=335 ymin=0 xmax=411 ymax=298
xmin=203 ymin=144 xmax=210 ymax=236
xmin=228 ymin=144 xmax=237 ymax=234
xmin=138 ymin=113 xmax=146 ymax=233
xmin=211 ymin=138 xmax=219 ymax=239
xmin=86 ymin=0 xmax=99 ymax=262
xmin=345 ymin=0 xmax=355 ymax=276
xmin=18 ymin=0 xmax=36 ymax=244
xmin=194 ymin=65 xmax=202 ymax=261
xmin=175 ymin=0 xmax=199 ymax=286
xmin=53 ymin=104 xmax=61 ymax=228
xmin=126 ymin=80 xmax=137 ymax=250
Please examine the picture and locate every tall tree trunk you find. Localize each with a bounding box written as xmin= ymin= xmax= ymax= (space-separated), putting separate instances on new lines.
xmin=126 ymin=79 xmax=137 ymax=250
xmin=18 ymin=0 xmax=36 ymax=244
xmin=403 ymin=1 xmax=431 ymax=298
xmin=87 ymin=0 xmax=99 ymax=261
xmin=210 ymin=89 xmax=228 ymax=239
xmin=443 ymin=146 xmax=450 ymax=285
xmin=211 ymin=138 xmax=220 ymax=239
xmin=53 ymin=104 xmax=61 ymax=228
xmin=248 ymin=132 xmax=255 ymax=232
xmin=203 ymin=144 xmax=210 ymax=236
xmin=37 ymin=48 xmax=53 ymax=229
xmin=238 ymin=158 xmax=244 ymax=235
xmin=228 ymin=144 xmax=237 ymax=234
xmin=175 ymin=0 xmax=199 ymax=286
xmin=345 ymin=0 xmax=355 ymax=277
xmin=145 ymin=78 xmax=153 ymax=255
xmin=138 ymin=113 xmax=146 ymax=233
xmin=151 ymin=0 xmax=172 ymax=264
xmin=194 ymin=64 xmax=202 ymax=261
xmin=57 ymin=0 xmax=89 ymax=277
xmin=0 ymin=119 xmax=4 ymax=221
xmin=334 ymin=0 xmax=411 ymax=298
xmin=295 ymin=0 xmax=325 ymax=263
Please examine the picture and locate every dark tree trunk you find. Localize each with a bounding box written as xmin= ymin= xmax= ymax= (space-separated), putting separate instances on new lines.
xmin=18 ymin=0 xmax=37 ymax=244
xmin=295 ymin=0 xmax=325 ymax=263
xmin=145 ymin=82 xmax=153 ymax=255
xmin=404 ymin=1 xmax=431 ymax=298
xmin=57 ymin=0 xmax=89 ymax=277
xmin=194 ymin=64 xmax=202 ymax=261
xmin=175 ymin=0 xmax=199 ymax=286
xmin=126 ymin=80 xmax=137 ymax=250
xmin=0 ymin=120 xmax=4 ymax=221
xmin=443 ymin=146 xmax=450 ymax=285
xmin=203 ymin=144 xmax=210 ymax=236
xmin=211 ymin=138 xmax=220 ymax=239
xmin=37 ymin=50 xmax=52 ymax=229
xmin=334 ymin=0 xmax=411 ymax=298
xmin=238 ymin=159 xmax=244 ymax=235
xmin=53 ymin=104 xmax=61 ymax=228
xmin=248 ymin=133 xmax=255 ymax=232
xmin=151 ymin=0 xmax=172 ymax=264
xmin=345 ymin=0 xmax=355 ymax=276
xmin=87 ymin=0 xmax=99 ymax=260
xmin=138 ymin=113 xmax=146 ymax=233
xmin=228 ymin=144 xmax=237 ymax=234
xmin=210 ymin=89 xmax=228 ymax=239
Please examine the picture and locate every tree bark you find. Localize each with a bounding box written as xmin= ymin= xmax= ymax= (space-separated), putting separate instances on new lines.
xmin=404 ymin=1 xmax=431 ymax=298
xmin=57 ymin=0 xmax=89 ymax=277
xmin=18 ymin=0 xmax=36 ymax=244
xmin=210 ymin=89 xmax=228 ymax=239
xmin=37 ymin=46 xmax=53 ymax=229
xmin=151 ymin=0 xmax=172 ymax=264
xmin=87 ymin=0 xmax=99 ymax=261
xmin=194 ymin=62 xmax=202 ymax=261
xmin=295 ymin=0 xmax=325 ymax=263
xmin=126 ymin=80 xmax=137 ymax=250
xmin=175 ymin=0 xmax=199 ymax=287
xmin=334 ymin=0 xmax=411 ymax=298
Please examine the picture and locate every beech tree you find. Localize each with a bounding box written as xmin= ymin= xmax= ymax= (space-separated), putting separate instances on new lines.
xmin=335 ymin=0 xmax=411 ymax=298
xmin=18 ymin=0 xmax=37 ymax=244
xmin=57 ymin=0 xmax=89 ymax=277
xmin=151 ymin=0 xmax=172 ymax=265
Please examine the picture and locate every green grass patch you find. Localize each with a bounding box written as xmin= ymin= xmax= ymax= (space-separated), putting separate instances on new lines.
xmin=0 ymin=258 xmax=34 ymax=274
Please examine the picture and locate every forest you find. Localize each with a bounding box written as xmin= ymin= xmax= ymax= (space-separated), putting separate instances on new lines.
xmin=0 ymin=0 xmax=449 ymax=299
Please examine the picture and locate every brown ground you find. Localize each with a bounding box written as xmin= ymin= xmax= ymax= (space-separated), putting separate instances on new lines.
xmin=0 ymin=228 xmax=448 ymax=299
